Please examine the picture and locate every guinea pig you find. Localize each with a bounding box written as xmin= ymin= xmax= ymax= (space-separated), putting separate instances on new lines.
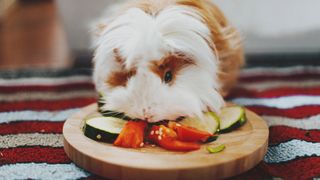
xmin=92 ymin=0 xmax=244 ymax=123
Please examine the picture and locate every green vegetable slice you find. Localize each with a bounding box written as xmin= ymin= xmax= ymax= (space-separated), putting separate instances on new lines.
xmin=179 ymin=112 xmax=220 ymax=134
xmin=219 ymin=106 xmax=247 ymax=133
xmin=207 ymin=144 xmax=225 ymax=153
xmin=83 ymin=116 xmax=127 ymax=143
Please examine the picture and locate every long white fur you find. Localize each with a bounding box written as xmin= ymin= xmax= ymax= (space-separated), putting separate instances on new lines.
xmin=93 ymin=3 xmax=225 ymax=122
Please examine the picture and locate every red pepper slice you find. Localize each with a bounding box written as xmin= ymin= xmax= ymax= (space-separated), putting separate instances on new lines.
xmin=148 ymin=125 xmax=200 ymax=151
xmin=114 ymin=121 xmax=147 ymax=148
xmin=168 ymin=122 xmax=212 ymax=142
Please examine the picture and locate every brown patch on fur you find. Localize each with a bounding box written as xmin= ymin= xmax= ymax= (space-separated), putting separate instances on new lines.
xmin=125 ymin=0 xmax=175 ymax=15
xmin=94 ymin=23 xmax=107 ymax=37
xmin=106 ymin=69 xmax=137 ymax=88
xmin=175 ymin=0 xmax=244 ymax=96
xmin=113 ymin=48 xmax=125 ymax=66
xmin=106 ymin=48 xmax=136 ymax=88
xmin=150 ymin=53 xmax=194 ymax=84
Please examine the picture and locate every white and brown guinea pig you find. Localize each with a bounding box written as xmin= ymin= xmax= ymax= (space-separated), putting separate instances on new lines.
xmin=92 ymin=0 xmax=244 ymax=123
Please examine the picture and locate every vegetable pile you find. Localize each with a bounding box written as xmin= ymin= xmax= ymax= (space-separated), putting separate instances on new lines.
xmin=83 ymin=104 xmax=247 ymax=152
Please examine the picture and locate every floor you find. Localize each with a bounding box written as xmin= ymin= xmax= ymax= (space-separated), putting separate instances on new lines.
xmin=0 ymin=0 xmax=73 ymax=70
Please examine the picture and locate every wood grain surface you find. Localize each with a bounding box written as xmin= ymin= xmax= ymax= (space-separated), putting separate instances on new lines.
xmin=63 ymin=104 xmax=268 ymax=180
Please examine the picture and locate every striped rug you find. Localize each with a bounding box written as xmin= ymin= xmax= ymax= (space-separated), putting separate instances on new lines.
xmin=0 ymin=65 xmax=319 ymax=179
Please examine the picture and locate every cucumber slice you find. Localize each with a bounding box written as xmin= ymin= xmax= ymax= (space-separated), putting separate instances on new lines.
xmin=206 ymin=112 xmax=220 ymax=133
xmin=207 ymin=144 xmax=225 ymax=153
xmin=219 ymin=106 xmax=247 ymax=133
xmin=179 ymin=112 xmax=220 ymax=134
xmin=83 ymin=116 xmax=127 ymax=143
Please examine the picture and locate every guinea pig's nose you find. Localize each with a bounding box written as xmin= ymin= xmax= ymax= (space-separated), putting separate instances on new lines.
xmin=142 ymin=108 xmax=153 ymax=121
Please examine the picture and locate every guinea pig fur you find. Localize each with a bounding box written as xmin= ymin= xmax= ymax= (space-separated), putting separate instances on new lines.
xmin=92 ymin=0 xmax=244 ymax=123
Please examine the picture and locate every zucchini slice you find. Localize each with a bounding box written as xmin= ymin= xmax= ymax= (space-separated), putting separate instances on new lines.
xmin=219 ymin=106 xmax=247 ymax=133
xmin=207 ymin=144 xmax=225 ymax=153
xmin=179 ymin=112 xmax=220 ymax=134
xmin=83 ymin=116 xmax=127 ymax=143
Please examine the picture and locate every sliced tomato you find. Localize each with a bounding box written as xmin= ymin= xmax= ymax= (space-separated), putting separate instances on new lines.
xmin=156 ymin=138 xmax=201 ymax=151
xmin=168 ymin=122 xmax=212 ymax=142
xmin=148 ymin=125 xmax=200 ymax=151
xmin=114 ymin=121 xmax=147 ymax=148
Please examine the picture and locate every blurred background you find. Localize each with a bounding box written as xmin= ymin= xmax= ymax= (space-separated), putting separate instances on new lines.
xmin=1 ymin=0 xmax=320 ymax=70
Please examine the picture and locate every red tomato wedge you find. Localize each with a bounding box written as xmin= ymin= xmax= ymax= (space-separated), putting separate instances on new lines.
xmin=168 ymin=122 xmax=212 ymax=142
xmin=114 ymin=121 xmax=147 ymax=148
xmin=148 ymin=125 xmax=200 ymax=151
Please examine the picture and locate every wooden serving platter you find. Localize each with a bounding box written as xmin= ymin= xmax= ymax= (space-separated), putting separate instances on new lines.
xmin=63 ymin=104 xmax=268 ymax=180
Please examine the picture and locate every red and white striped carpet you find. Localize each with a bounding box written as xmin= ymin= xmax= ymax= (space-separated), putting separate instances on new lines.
xmin=0 ymin=65 xmax=319 ymax=179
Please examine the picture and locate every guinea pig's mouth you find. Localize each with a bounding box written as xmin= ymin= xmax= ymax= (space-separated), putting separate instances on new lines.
xmin=97 ymin=96 xmax=186 ymax=122
xmin=98 ymin=109 xmax=185 ymax=123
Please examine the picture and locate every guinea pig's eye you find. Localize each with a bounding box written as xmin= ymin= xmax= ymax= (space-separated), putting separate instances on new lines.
xmin=164 ymin=70 xmax=173 ymax=83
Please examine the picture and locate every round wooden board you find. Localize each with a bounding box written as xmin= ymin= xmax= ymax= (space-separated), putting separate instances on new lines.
xmin=63 ymin=104 xmax=269 ymax=180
